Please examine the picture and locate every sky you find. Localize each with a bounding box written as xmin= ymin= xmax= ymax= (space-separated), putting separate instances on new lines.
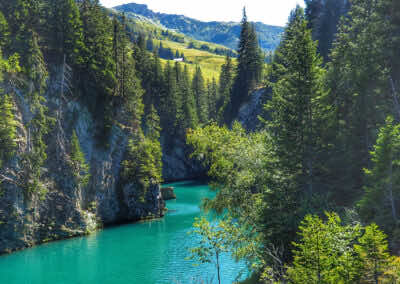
xmin=100 ymin=0 xmax=305 ymax=27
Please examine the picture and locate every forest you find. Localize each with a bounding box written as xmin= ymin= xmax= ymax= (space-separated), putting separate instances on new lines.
xmin=0 ymin=0 xmax=400 ymax=283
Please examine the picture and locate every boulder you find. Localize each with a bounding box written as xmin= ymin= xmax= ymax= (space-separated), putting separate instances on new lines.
xmin=161 ymin=187 xmax=176 ymax=200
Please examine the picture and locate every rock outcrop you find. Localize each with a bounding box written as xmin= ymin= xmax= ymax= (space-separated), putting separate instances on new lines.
xmin=161 ymin=137 xmax=205 ymax=182
xmin=0 ymin=73 xmax=165 ymax=255
xmin=237 ymin=88 xmax=268 ymax=132
xmin=161 ymin=187 xmax=176 ymax=200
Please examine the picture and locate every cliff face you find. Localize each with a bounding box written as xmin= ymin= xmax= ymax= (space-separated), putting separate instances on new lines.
xmin=238 ymin=88 xmax=268 ymax=132
xmin=161 ymin=136 xmax=205 ymax=182
xmin=0 ymin=74 xmax=165 ymax=255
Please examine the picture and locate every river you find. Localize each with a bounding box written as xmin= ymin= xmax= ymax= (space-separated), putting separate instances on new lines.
xmin=0 ymin=180 xmax=247 ymax=284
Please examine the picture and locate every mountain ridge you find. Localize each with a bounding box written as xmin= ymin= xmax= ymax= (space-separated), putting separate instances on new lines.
xmin=113 ymin=3 xmax=284 ymax=52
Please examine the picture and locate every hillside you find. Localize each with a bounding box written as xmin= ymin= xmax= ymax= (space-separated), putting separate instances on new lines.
xmin=113 ymin=3 xmax=284 ymax=52
xmin=109 ymin=8 xmax=236 ymax=82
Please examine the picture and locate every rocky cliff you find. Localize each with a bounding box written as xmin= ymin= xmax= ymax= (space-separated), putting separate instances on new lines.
xmin=238 ymin=88 xmax=268 ymax=132
xmin=0 ymin=73 xmax=165 ymax=255
xmin=161 ymin=136 xmax=205 ymax=182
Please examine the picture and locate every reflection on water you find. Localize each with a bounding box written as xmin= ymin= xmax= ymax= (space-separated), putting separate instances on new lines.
xmin=0 ymin=181 xmax=247 ymax=284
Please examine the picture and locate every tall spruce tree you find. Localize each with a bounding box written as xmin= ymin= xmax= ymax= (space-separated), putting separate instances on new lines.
xmin=192 ymin=65 xmax=208 ymax=124
xmin=217 ymin=55 xmax=233 ymax=124
xmin=207 ymin=78 xmax=218 ymax=122
xmin=225 ymin=8 xmax=263 ymax=124
xmin=358 ymin=117 xmax=400 ymax=239
xmin=47 ymin=0 xmax=85 ymax=66
xmin=262 ymin=6 xmax=327 ymax=256
xmin=178 ymin=65 xmax=198 ymax=133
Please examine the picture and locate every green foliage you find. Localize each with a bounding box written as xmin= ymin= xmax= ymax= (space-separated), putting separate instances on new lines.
xmin=70 ymin=131 xmax=90 ymax=188
xmin=178 ymin=65 xmax=198 ymax=133
xmin=0 ymin=51 xmax=19 ymax=168
xmin=122 ymin=134 xmax=162 ymax=202
xmin=286 ymin=214 xmax=395 ymax=284
xmin=354 ymin=223 xmax=391 ymax=283
xmin=46 ymin=0 xmax=85 ymax=66
xmin=187 ymin=123 xmax=267 ymax=270
xmin=226 ymin=9 xmax=264 ymax=123
xmin=0 ymin=11 xmax=9 ymax=49
xmin=287 ymin=213 xmax=361 ymax=284
xmin=188 ymin=217 xmax=233 ymax=284
xmin=217 ymin=55 xmax=233 ymax=124
xmin=114 ymin=3 xmax=283 ymax=52
xmin=207 ymin=78 xmax=218 ymax=121
xmin=358 ymin=117 xmax=400 ymax=238
xmin=262 ymin=6 xmax=328 ymax=257
xmin=192 ymin=65 xmax=208 ymax=124
xmin=0 ymin=94 xmax=17 ymax=168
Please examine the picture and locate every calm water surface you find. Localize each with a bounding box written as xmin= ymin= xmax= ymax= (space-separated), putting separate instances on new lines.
xmin=0 ymin=181 xmax=247 ymax=284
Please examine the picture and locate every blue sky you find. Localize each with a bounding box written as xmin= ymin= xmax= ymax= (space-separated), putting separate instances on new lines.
xmin=100 ymin=0 xmax=305 ymax=27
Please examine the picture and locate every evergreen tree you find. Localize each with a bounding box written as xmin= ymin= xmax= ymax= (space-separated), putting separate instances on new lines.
xmin=225 ymin=8 xmax=263 ymax=123
xmin=47 ymin=0 xmax=85 ymax=66
xmin=355 ymin=223 xmax=391 ymax=284
xmin=178 ymin=65 xmax=198 ymax=132
xmin=287 ymin=213 xmax=362 ymax=283
xmin=358 ymin=116 xmax=400 ymax=238
xmin=0 ymin=11 xmax=9 ymax=50
xmin=70 ymin=130 xmax=90 ymax=187
xmin=192 ymin=65 xmax=208 ymax=124
xmin=79 ymin=0 xmax=117 ymax=142
xmin=160 ymin=62 xmax=179 ymax=136
xmin=0 ymin=94 xmax=17 ymax=168
xmin=207 ymin=78 xmax=218 ymax=121
xmin=262 ymin=6 xmax=327 ymax=255
xmin=144 ymin=104 xmax=161 ymax=140
xmin=324 ymin=0 xmax=399 ymax=203
xmin=217 ymin=55 xmax=233 ymax=124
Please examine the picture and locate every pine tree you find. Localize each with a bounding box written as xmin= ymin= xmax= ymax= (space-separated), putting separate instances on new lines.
xmin=207 ymin=78 xmax=218 ymax=121
xmin=355 ymin=223 xmax=391 ymax=284
xmin=144 ymin=104 xmax=161 ymax=140
xmin=192 ymin=65 xmax=208 ymax=124
xmin=0 ymin=94 xmax=17 ymax=168
xmin=70 ymin=130 xmax=90 ymax=187
xmin=47 ymin=0 xmax=85 ymax=66
xmin=0 ymin=11 xmax=9 ymax=50
xmin=225 ymin=8 xmax=263 ymax=123
xmin=178 ymin=65 xmax=198 ymax=132
xmin=358 ymin=116 xmax=400 ymax=236
xmin=287 ymin=213 xmax=361 ymax=283
xmin=324 ymin=0 xmax=398 ymax=203
xmin=262 ymin=6 xmax=327 ymax=256
xmin=160 ymin=62 xmax=179 ymax=136
xmin=217 ymin=55 xmax=233 ymax=124
xmin=79 ymin=0 xmax=116 ymax=142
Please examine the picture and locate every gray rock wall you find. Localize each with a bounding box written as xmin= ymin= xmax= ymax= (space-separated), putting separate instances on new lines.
xmin=0 ymin=74 xmax=164 ymax=255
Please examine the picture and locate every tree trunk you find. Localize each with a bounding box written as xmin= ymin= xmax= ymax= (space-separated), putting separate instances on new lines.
xmin=216 ymin=251 xmax=221 ymax=284
xmin=388 ymin=158 xmax=398 ymax=223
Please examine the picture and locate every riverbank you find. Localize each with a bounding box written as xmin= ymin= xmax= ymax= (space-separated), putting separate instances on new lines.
xmin=0 ymin=181 xmax=246 ymax=284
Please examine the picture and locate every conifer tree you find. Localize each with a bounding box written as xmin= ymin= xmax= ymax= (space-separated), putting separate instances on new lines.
xmin=178 ymin=65 xmax=198 ymax=132
xmin=47 ymin=0 xmax=85 ymax=66
xmin=0 ymin=94 xmax=17 ymax=168
xmin=160 ymin=62 xmax=179 ymax=135
xmin=192 ymin=65 xmax=208 ymax=124
xmin=225 ymin=8 xmax=263 ymax=123
xmin=217 ymin=55 xmax=233 ymax=124
xmin=70 ymin=130 xmax=90 ymax=187
xmin=262 ymin=6 xmax=327 ymax=255
xmin=358 ymin=117 xmax=400 ymax=236
xmin=207 ymin=78 xmax=218 ymax=121
xmin=145 ymin=104 xmax=161 ymax=140
xmin=0 ymin=11 xmax=9 ymax=50
xmin=355 ymin=224 xmax=391 ymax=284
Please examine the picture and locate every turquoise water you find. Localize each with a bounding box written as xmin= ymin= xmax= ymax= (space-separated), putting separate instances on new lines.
xmin=0 ymin=181 xmax=247 ymax=284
